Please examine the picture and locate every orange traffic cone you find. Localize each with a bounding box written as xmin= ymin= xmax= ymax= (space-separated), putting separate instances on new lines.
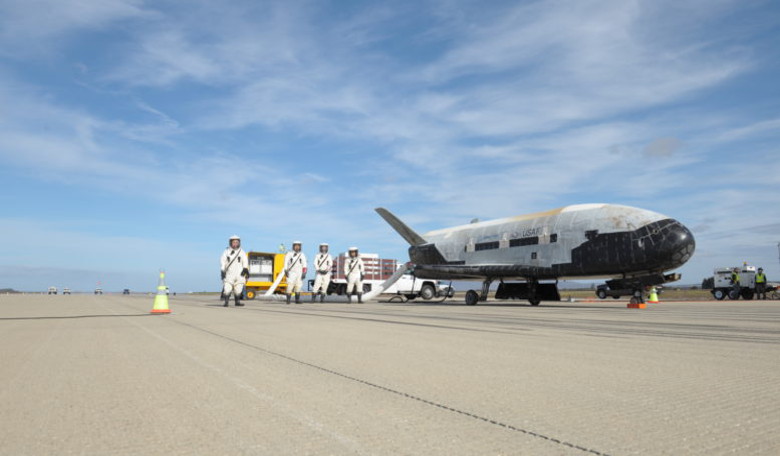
xmin=151 ymin=270 xmax=171 ymax=314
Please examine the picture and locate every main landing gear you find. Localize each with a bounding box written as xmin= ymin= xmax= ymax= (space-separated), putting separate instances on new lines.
xmin=465 ymin=278 xmax=545 ymax=306
xmin=465 ymin=279 xmax=492 ymax=306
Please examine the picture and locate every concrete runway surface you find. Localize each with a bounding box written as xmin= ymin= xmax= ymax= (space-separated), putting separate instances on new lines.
xmin=1 ymin=294 xmax=779 ymax=455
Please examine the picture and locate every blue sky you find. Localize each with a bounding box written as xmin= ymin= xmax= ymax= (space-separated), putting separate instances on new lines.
xmin=1 ymin=0 xmax=778 ymax=292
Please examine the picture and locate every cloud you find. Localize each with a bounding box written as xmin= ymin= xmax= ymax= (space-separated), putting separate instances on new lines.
xmin=717 ymin=118 xmax=780 ymax=142
xmin=0 ymin=0 xmax=150 ymax=57
xmin=644 ymin=137 xmax=682 ymax=157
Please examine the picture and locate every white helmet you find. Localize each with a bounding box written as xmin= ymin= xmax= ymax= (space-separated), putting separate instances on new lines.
xmin=319 ymin=243 xmax=329 ymax=247
xmin=292 ymin=240 xmax=302 ymax=245
xmin=229 ymin=235 xmax=240 ymax=243
xmin=348 ymin=246 xmax=358 ymax=251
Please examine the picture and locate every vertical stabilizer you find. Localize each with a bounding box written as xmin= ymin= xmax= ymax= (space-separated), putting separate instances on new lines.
xmin=375 ymin=208 xmax=427 ymax=246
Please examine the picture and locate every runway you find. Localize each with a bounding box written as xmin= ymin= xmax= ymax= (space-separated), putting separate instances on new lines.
xmin=1 ymin=294 xmax=779 ymax=455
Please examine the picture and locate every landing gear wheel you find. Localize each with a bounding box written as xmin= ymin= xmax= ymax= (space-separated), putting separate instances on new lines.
xmin=713 ymin=289 xmax=726 ymax=300
xmin=529 ymin=298 xmax=541 ymax=306
xmin=596 ymin=289 xmax=607 ymax=299
xmin=420 ymin=284 xmax=435 ymax=301
xmin=465 ymin=290 xmax=479 ymax=306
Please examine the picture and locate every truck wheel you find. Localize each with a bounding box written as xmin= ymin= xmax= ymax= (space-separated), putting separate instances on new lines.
xmin=420 ymin=284 xmax=435 ymax=300
xmin=529 ymin=298 xmax=541 ymax=306
xmin=728 ymin=289 xmax=740 ymax=300
xmin=245 ymin=289 xmax=256 ymax=300
xmin=612 ymin=295 xmax=620 ymax=299
xmin=596 ymin=289 xmax=607 ymax=299
xmin=713 ymin=289 xmax=726 ymax=300
xmin=741 ymin=289 xmax=754 ymax=300
xmin=465 ymin=290 xmax=479 ymax=306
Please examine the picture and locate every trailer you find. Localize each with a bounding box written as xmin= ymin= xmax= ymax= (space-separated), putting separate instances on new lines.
xmin=243 ymin=251 xmax=287 ymax=299
xmin=711 ymin=265 xmax=757 ymax=300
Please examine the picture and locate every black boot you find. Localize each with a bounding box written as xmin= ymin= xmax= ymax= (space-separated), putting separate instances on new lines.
xmin=320 ymin=293 xmax=325 ymax=303
xmin=348 ymin=293 xmax=352 ymax=304
xmin=223 ymin=295 xmax=229 ymax=307
xmin=358 ymin=293 xmax=363 ymax=304
xmin=235 ymin=295 xmax=244 ymax=307
xmin=295 ymin=293 xmax=301 ymax=304
xmin=286 ymin=294 xmax=291 ymax=305
xmin=311 ymin=293 xmax=317 ymax=302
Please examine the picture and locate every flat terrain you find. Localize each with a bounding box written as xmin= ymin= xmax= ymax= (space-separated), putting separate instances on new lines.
xmin=1 ymin=294 xmax=779 ymax=455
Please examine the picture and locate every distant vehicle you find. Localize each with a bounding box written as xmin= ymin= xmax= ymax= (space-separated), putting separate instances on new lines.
xmin=383 ymin=267 xmax=454 ymax=300
xmin=94 ymin=288 xmax=103 ymax=295
xmin=711 ymin=265 xmax=757 ymax=300
xmin=122 ymin=289 xmax=130 ymax=295
xmin=769 ymin=283 xmax=780 ymax=300
xmin=62 ymin=288 xmax=71 ymax=295
xmin=47 ymin=286 xmax=57 ymax=295
xmin=595 ymin=284 xmax=622 ymax=299
xmin=595 ymin=283 xmax=662 ymax=300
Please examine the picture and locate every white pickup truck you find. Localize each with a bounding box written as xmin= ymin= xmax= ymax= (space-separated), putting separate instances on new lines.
xmin=323 ymin=268 xmax=454 ymax=300
xmin=383 ymin=268 xmax=454 ymax=300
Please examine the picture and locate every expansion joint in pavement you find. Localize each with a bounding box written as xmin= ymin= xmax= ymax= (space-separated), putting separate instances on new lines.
xmin=171 ymin=318 xmax=610 ymax=456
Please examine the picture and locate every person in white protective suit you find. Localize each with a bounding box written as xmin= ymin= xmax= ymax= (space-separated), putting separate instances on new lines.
xmin=220 ymin=235 xmax=248 ymax=307
xmin=311 ymin=243 xmax=333 ymax=302
xmin=344 ymin=247 xmax=365 ymax=303
xmin=284 ymin=241 xmax=307 ymax=304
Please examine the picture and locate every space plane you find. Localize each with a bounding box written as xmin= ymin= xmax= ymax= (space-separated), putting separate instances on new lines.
xmin=376 ymin=204 xmax=695 ymax=305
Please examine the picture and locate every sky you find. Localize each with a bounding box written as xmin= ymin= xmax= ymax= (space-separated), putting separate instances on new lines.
xmin=0 ymin=0 xmax=778 ymax=293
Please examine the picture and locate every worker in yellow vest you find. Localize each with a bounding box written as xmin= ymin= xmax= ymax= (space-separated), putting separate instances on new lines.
xmin=730 ymin=267 xmax=741 ymax=299
xmin=755 ymin=267 xmax=767 ymax=300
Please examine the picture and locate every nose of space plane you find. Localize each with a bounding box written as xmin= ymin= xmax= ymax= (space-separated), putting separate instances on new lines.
xmin=665 ymin=220 xmax=696 ymax=268
xmin=638 ymin=218 xmax=696 ymax=270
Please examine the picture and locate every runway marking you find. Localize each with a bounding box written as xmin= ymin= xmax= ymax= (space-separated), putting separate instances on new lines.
xmin=168 ymin=316 xmax=610 ymax=455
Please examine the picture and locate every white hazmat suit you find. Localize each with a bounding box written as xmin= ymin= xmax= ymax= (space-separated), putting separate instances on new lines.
xmin=220 ymin=246 xmax=248 ymax=299
xmin=312 ymin=251 xmax=333 ymax=298
xmin=344 ymin=255 xmax=365 ymax=298
xmin=284 ymin=250 xmax=307 ymax=294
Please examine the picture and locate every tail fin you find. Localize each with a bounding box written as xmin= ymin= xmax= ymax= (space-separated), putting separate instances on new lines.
xmin=375 ymin=208 xmax=427 ymax=246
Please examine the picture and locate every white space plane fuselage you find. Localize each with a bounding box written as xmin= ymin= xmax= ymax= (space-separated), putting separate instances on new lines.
xmin=376 ymin=204 xmax=695 ymax=305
